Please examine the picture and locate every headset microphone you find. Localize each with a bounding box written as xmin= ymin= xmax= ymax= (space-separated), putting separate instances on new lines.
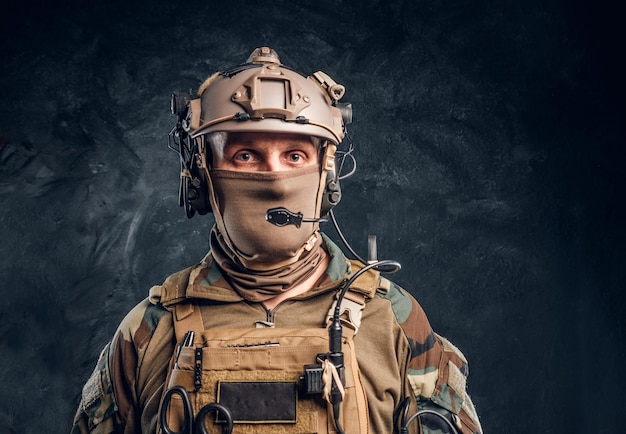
xmin=265 ymin=207 xmax=329 ymax=228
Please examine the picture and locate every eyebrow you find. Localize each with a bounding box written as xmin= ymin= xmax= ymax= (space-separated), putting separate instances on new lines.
xmin=225 ymin=141 xmax=316 ymax=150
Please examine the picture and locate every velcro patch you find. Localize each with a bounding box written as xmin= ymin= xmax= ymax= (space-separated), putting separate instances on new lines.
xmin=81 ymin=368 xmax=104 ymax=410
xmin=217 ymin=381 xmax=297 ymax=423
xmin=447 ymin=361 xmax=467 ymax=401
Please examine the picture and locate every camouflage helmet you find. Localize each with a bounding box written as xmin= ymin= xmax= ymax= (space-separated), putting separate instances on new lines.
xmin=187 ymin=47 xmax=350 ymax=144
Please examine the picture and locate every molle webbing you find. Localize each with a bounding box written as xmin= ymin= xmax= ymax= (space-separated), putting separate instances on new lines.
xmin=163 ymin=322 xmax=369 ymax=433
xmin=151 ymin=258 xmax=390 ymax=433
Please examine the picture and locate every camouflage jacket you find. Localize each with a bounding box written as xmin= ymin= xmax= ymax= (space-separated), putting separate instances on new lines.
xmin=71 ymin=235 xmax=482 ymax=434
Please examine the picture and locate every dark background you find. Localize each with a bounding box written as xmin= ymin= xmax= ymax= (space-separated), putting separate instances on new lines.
xmin=1 ymin=0 xmax=624 ymax=433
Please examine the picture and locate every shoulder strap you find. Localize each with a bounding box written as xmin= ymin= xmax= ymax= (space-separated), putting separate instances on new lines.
xmin=326 ymin=289 xmax=367 ymax=334
xmin=148 ymin=266 xmax=195 ymax=307
xmin=147 ymin=266 xmax=204 ymax=343
xmin=171 ymin=302 xmax=204 ymax=344
xmin=325 ymin=260 xmax=385 ymax=334
xmin=345 ymin=260 xmax=380 ymax=297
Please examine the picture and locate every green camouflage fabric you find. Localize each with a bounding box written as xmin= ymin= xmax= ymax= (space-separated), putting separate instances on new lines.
xmin=71 ymin=234 xmax=482 ymax=434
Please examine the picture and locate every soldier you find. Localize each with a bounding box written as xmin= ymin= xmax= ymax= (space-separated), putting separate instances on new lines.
xmin=71 ymin=47 xmax=483 ymax=434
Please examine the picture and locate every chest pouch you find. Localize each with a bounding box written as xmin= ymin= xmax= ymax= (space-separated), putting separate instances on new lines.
xmin=162 ymin=326 xmax=368 ymax=434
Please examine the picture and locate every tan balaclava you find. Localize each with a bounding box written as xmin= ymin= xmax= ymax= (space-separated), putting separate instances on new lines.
xmin=208 ymin=162 xmax=328 ymax=301
xmin=181 ymin=47 xmax=349 ymax=300
xmin=211 ymin=165 xmax=322 ymax=268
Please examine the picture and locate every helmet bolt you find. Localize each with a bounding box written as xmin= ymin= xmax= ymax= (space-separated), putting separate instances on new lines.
xmin=232 ymin=91 xmax=241 ymax=100
xmin=303 ymin=96 xmax=310 ymax=103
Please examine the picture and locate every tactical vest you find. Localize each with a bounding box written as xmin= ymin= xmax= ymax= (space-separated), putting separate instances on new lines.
xmin=152 ymin=260 xmax=383 ymax=434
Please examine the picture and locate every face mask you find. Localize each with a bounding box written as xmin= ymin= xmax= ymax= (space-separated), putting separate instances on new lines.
xmin=209 ymin=165 xmax=323 ymax=269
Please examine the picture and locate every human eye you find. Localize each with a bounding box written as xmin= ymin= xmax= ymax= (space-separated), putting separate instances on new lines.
xmin=234 ymin=152 xmax=252 ymax=162
xmin=232 ymin=150 xmax=260 ymax=165
xmin=288 ymin=152 xmax=303 ymax=163
xmin=284 ymin=148 xmax=313 ymax=167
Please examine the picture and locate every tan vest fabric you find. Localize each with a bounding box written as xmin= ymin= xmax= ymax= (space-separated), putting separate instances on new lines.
xmin=71 ymin=238 xmax=482 ymax=434
xmin=161 ymin=325 xmax=369 ymax=433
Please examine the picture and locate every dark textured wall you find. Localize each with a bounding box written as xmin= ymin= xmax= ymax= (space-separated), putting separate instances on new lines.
xmin=1 ymin=1 xmax=624 ymax=433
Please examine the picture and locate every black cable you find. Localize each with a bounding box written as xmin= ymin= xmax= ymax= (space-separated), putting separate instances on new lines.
xmin=395 ymin=397 xmax=411 ymax=433
xmin=329 ymin=209 xmax=367 ymax=264
xmin=332 ymin=402 xmax=346 ymax=434
xmin=401 ymin=408 xmax=461 ymax=434
xmin=334 ymin=259 xmax=400 ymax=320
xmin=336 ymin=135 xmax=356 ymax=181
xmin=329 ymin=210 xmax=401 ymax=274
xmin=326 ymin=258 xmax=400 ymax=434
xmin=325 ymin=142 xmax=402 ymax=433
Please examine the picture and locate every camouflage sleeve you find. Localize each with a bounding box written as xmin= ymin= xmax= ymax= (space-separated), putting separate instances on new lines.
xmin=380 ymin=279 xmax=483 ymax=434
xmin=71 ymin=343 xmax=117 ymax=434
xmin=71 ymin=298 xmax=171 ymax=434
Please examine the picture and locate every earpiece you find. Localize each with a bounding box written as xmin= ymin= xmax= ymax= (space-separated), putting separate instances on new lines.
xmin=169 ymin=92 xmax=212 ymax=218
xmin=321 ymin=165 xmax=342 ymax=217
xmin=319 ymin=101 xmax=352 ymax=216
xmin=183 ymin=148 xmax=211 ymax=217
